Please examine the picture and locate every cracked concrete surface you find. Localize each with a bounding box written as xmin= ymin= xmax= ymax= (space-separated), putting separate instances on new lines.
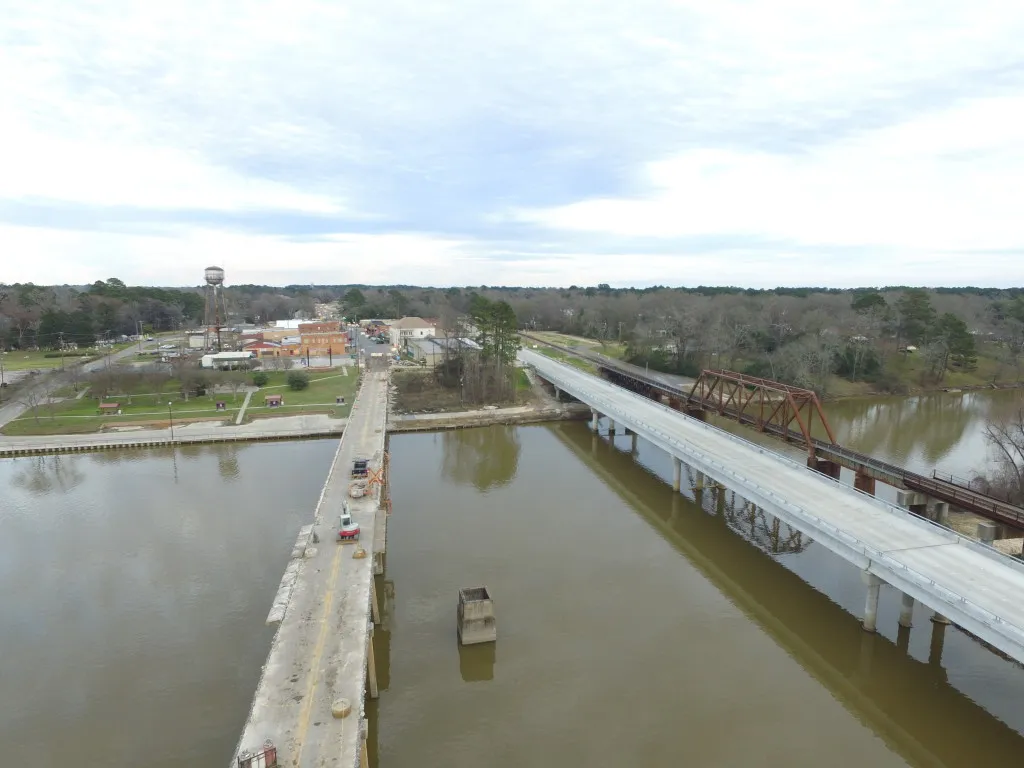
xmin=232 ymin=370 xmax=389 ymax=768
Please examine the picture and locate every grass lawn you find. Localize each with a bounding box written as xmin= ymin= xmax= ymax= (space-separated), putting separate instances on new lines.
xmin=1 ymin=350 xmax=95 ymax=371
xmin=535 ymin=346 xmax=597 ymax=373
xmin=1 ymin=387 xmax=250 ymax=436
xmin=245 ymin=369 xmax=361 ymax=421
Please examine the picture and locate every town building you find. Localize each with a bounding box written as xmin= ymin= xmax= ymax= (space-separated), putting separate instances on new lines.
xmin=201 ymin=351 xmax=256 ymax=369
xmin=389 ymin=317 xmax=436 ymax=349
xmin=408 ymin=336 xmax=480 ymax=367
xmin=299 ymin=320 xmax=348 ymax=356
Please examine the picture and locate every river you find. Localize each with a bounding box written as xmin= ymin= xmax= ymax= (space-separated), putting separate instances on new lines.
xmin=1 ymin=389 xmax=1021 ymax=766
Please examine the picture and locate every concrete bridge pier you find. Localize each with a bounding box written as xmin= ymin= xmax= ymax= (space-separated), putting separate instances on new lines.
xmin=608 ymin=419 xmax=616 ymax=437
xmin=898 ymin=592 xmax=915 ymax=628
xmin=809 ymin=457 xmax=841 ymax=480
xmin=931 ymin=502 xmax=950 ymax=527
xmin=367 ymin=626 xmax=379 ymax=700
xmin=672 ymin=456 xmax=682 ymax=492
xmin=929 ymin=619 xmax=947 ymax=666
xmin=897 ymin=490 xmax=929 ymax=517
xmin=554 ymin=386 xmax=562 ymax=401
xmin=630 ymin=432 xmax=638 ymax=455
xmin=861 ymin=570 xmax=882 ymax=632
xmin=693 ymin=471 xmax=706 ymax=492
xmin=896 ymin=622 xmax=912 ymax=653
xmin=591 ymin=409 xmax=599 ymax=431
xmin=371 ymin=581 xmax=381 ymax=625
xmin=853 ymin=472 xmax=876 ymax=495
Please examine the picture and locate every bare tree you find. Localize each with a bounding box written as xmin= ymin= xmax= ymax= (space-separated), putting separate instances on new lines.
xmin=981 ymin=405 xmax=1024 ymax=504
xmin=18 ymin=389 xmax=46 ymax=423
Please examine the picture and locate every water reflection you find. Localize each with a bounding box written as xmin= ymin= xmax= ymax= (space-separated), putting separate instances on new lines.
xmin=458 ymin=642 xmax=496 ymax=682
xmin=0 ymin=440 xmax=338 ymax=768
xmin=11 ymin=454 xmax=86 ymax=495
xmin=553 ymin=422 xmax=1024 ymax=765
xmin=441 ymin=426 xmax=520 ymax=491
xmin=819 ymin=390 xmax=1022 ymax=474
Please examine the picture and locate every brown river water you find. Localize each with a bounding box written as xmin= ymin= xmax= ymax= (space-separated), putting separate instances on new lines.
xmin=1 ymin=389 xmax=1022 ymax=767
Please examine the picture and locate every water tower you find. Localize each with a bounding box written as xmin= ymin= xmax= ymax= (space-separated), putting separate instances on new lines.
xmin=203 ymin=266 xmax=227 ymax=351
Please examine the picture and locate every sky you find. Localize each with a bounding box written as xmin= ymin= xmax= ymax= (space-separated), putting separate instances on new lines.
xmin=2 ymin=0 xmax=1024 ymax=289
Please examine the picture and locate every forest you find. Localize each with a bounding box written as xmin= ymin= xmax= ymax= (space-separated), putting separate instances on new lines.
xmin=2 ymin=279 xmax=1023 ymax=395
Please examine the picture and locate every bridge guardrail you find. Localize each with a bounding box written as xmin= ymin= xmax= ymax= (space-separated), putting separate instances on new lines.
xmin=525 ymin=337 xmax=1024 ymax=521
xmin=527 ymin=352 xmax=1024 ymax=644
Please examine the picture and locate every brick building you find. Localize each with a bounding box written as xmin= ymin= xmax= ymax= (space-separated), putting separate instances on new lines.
xmin=299 ymin=321 xmax=348 ymax=356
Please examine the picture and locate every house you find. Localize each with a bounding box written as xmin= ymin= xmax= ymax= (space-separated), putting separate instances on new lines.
xmin=389 ymin=317 xmax=436 ymax=349
xmin=299 ymin=321 xmax=348 ymax=355
xmin=408 ymin=337 xmax=480 ymax=367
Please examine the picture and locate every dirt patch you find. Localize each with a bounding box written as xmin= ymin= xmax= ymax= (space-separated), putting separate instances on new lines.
xmin=392 ymin=369 xmax=535 ymax=414
xmin=99 ymin=416 xmax=228 ymax=431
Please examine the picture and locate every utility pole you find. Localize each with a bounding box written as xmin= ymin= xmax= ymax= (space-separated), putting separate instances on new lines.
xmin=58 ymin=331 xmax=65 ymax=370
xmin=137 ymin=320 xmax=144 ymax=353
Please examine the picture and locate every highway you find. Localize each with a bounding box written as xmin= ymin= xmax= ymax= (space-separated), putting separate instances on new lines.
xmin=522 ymin=349 xmax=1024 ymax=664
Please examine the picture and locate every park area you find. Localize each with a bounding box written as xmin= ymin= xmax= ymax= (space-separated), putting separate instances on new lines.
xmin=1 ymin=367 xmax=361 ymax=436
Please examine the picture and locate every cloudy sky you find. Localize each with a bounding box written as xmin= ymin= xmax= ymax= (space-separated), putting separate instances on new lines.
xmin=3 ymin=1 xmax=1023 ymax=288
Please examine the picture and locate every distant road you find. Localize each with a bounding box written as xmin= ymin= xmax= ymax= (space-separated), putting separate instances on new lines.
xmin=0 ymin=340 xmax=167 ymax=430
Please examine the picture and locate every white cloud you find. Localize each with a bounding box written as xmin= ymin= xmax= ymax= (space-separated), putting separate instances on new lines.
xmin=3 ymin=0 xmax=1024 ymax=285
xmin=514 ymin=94 xmax=1024 ymax=254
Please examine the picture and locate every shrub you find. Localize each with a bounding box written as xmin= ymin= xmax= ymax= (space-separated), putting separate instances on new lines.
xmin=287 ymin=371 xmax=310 ymax=391
xmin=252 ymin=371 xmax=269 ymax=387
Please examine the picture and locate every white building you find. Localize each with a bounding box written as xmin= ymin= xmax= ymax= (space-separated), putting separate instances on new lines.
xmin=389 ymin=317 xmax=436 ymax=348
xmin=201 ymin=351 xmax=256 ymax=369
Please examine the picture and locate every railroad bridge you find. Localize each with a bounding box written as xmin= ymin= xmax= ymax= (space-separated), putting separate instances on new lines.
xmin=520 ymin=333 xmax=1024 ymax=531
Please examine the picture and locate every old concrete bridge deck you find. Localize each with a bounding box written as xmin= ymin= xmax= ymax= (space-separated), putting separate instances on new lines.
xmin=523 ymin=349 xmax=1024 ymax=664
xmin=232 ymin=370 xmax=389 ymax=768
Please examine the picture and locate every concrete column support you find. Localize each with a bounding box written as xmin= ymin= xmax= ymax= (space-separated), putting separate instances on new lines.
xmin=591 ymin=409 xmax=599 ymax=431
xmin=608 ymin=419 xmax=616 ymax=436
xmin=853 ymin=472 xmax=876 ymax=495
xmin=630 ymin=432 xmax=638 ymax=455
xmin=896 ymin=623 xmax=912 ymax=654
xmin=554 ymin=386 xmax=561 ymax=401
xmin=932 ymin=502 xmax=950 ymax=527
xmin=672 ymin=457 xmax=682 ymax=492
xmin=861 ymin=570 xmax=882 ymax=633
xmin=897 ymin=490 xmax=928 ymax=517
xmin=929 ymin=619 xmax=947 ymax=667
xmin=977 ymin=521 xmax=998 ymax=546
xmin=367 ymin=628 xmax=379 ymax=699
xmin=898 ymin=591 xmax=914 ymax=628
xmin=693 ymin=471 xmax=705 ymax=492
xmin=931 ymin=611 xmax=951 ymax=626
xmin=371 ymin=580 xmax=381 ymax=625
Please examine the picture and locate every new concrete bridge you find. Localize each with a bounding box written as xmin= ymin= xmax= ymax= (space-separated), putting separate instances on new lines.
xmin=551 ymin=424 xmax=1024 ymax=767
xmin=524 ymin=349 xmax=1024 ymax=664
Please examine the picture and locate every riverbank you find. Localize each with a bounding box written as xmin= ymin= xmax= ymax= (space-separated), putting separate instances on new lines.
xmin=0 ymin=404 xmax=589 ymax=456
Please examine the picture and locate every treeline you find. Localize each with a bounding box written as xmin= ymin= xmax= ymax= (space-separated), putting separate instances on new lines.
xmin=5 ymin=278 xmax=1024 ymax=394
xmin=0 ymin=279 xmax=205 ymax=350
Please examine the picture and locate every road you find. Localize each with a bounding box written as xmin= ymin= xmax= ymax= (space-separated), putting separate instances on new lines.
xmin=523 ymin=349 xmax=1024 ymax=663
xmin=0 ymin=340 xmax=168 ymax=430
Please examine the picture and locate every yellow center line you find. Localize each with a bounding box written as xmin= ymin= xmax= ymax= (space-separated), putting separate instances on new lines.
xmin=294 ymin=540 xmax=344 ymax=765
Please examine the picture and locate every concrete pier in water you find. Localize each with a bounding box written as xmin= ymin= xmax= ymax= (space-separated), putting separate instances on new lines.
xmin=232 ymin=370 xmax=389 ymax=767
